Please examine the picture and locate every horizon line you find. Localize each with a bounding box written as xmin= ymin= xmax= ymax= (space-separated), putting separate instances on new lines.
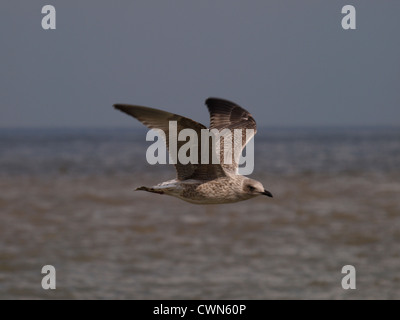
xmin=0 ymin=124 xmax=399 ymax=131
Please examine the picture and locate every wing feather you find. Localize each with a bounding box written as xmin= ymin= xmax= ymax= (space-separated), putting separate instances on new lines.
xmin=205 ymin=98 xmax=257 ymax=174
xmin=114 ymin=104 xmax=226 ymax=180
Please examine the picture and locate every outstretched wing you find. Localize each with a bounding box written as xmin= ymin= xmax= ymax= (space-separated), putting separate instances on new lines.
xmin=114 ymin=104 xmax=226 ymax=181
xmin=205 ymin=98 xmax=257 ymax=174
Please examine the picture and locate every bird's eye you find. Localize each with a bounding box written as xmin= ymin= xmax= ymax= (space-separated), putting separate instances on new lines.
xmin=248 ymin=186 xmax=255 ymax=192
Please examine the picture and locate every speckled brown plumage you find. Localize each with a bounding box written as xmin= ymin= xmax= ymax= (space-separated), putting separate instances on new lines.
xmin=114 ymin=98 xmax=273 ymax=204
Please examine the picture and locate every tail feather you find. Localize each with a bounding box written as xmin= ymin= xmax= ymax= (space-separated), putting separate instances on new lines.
xmin=135 ymin=186 xmax=164 ymax=194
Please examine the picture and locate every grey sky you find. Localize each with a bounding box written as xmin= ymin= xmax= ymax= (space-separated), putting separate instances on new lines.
xmin=1 ymin=1 xmax=399 ymax=128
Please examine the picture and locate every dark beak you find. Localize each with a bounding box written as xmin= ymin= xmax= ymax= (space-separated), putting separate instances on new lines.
xmin=262 ymin=190 xmax=273 ymax=198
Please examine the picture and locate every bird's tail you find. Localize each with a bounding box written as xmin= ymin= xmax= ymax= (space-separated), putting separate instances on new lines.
xmin=135 ymin=186 xmax=164 ymax=194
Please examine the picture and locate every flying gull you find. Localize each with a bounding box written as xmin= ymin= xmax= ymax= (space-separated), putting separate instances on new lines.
xmin=114 ymin=98 xmax=273 ymax=204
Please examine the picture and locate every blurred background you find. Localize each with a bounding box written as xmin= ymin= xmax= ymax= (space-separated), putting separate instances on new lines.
xmin=0 ymin=1 xmax=399 ymax=299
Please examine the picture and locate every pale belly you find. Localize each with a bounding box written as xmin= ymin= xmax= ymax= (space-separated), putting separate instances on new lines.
xmin=177 ymin=179 xmax=253 ymax=204
xmin=151 ymin=178 xmax=253 ymax=205
xmin=177 ymin=196 xmax=251 ymax=205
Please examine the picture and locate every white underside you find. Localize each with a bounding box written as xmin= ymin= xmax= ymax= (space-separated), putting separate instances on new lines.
xmin=150 ymin=179 xmax=252 ymax=205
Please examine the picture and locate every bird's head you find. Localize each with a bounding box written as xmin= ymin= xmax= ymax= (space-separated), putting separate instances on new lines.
xmin=242 ymin=178 xmax=273 ymax=198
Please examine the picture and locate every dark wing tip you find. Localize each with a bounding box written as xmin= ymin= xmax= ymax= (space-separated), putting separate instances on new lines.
xmin=113 ymin=104 xmax=126 ymax=111
xmin=205 ymin=97 xmax=239 ymax=108
xmin=205 ymin=97 xmax=256 ymax=128
xmin=113 ymin=104 xmax=136 ymax=117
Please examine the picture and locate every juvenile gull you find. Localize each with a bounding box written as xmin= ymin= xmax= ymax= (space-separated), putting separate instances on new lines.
xmin=114 ymin=98 xmax=273 ymax=204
